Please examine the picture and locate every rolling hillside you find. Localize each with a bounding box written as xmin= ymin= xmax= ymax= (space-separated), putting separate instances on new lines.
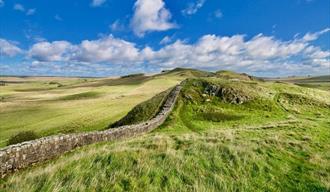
xmin=0 ymin=69 xmax=209 ymax=147
xmin=267 ymin=75 xmax=330 ymax=91
xmin=1 ymin=70 xmax=329 ymax=191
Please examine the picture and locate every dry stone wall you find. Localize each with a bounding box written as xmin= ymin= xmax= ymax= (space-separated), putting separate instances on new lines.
xmin=0 ymin=84 xmax=182 ymax=178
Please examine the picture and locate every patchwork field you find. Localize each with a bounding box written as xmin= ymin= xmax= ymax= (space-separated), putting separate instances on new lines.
xmin=1 ymin=69 xmax=329 ymax=191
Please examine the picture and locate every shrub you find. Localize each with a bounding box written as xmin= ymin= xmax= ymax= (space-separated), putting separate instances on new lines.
xmin=49 ymin=81 xmax=63 ymax=87
xmin=109 ymin=89 xmax=171 ymax=128
xmin=48 ymin=81 xmax=59 ymax=85
xmin=7 ymin=131 xmax=39 ymax=146
xmin=59 ymin=91 xmax=102 ymax=101
xmin=120 ymin=73 xmax=144 ymax=78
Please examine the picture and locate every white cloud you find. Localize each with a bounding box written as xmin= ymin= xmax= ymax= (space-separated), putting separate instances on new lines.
xmin=91 ymin=0 xmax=106 ymax=7
xmin=73 ymin=35 xmax=140 ymax=63
xmin=182 ymin=0 xmax=206 ymax=16
xmin=245 ymin=34 xmax=307 ymax=59
xmin=159 ymin=36 xmax=172 ymax=45
xmin=29 ymin=41 xmax=74 ymax=62
xmin=131 ymin=0 xmax=177 ymax=37
xmin=110 ymin=20 xmax=125 ymax=31
xmin=28 ymin=35 xmax=140 ymax=64
xmin=26 ymin=8 xmax=36 ymax=16
xmin=18 ymin=28 xmax=330 ymax=76
xmin=303 ymin=28 xmax=330 ymax=41
xmin=0 ymin=0 xmax=4 ymax=7
xmin=0 ymin=39 xmax=22 ymax=57
xmin=13 ymin=3 xmax=25 ymax=11
xmin=13 ymin=3 xmax=36 ymax=15
xmin=140 ymin=28 xmax=330 ymax=74
xmin=214 ymin=9 xmax=223 ymax=18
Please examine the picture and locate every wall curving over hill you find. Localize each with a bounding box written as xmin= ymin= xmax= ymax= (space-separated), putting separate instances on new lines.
xmin=0 ymin=84 xmax=182 ymax=178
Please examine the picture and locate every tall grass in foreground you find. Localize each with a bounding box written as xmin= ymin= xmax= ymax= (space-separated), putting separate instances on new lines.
xmin=2 ymin=118 xmax=329 ymax=191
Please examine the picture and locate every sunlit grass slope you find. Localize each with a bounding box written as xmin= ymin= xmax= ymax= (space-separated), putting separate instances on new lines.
xmin=1 ymin=70 xmax=208 ymax=147
xmin=2 ymin=73 xmax=329 ymax=191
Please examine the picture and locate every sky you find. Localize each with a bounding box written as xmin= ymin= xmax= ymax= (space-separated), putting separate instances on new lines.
xmin=0 ymin=0 xmax=329 ymax=77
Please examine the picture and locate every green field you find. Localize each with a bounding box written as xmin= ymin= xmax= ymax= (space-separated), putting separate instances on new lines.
xmin=267 ymin=75 xmax=330 ymax=91
xmin=0 ymin=73 xmax=187 ymax=147
xmin=1 ymin=69 xmax=330 ymax=191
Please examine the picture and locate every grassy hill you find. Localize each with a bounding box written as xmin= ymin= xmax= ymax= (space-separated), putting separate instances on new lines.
xmin=2 ymin=71 xmax=330 ymax=191
xmin=0 ymin=68 xmax=208 ymax=147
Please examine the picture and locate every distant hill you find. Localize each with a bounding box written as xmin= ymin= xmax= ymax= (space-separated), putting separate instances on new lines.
xmin=267 ymin=75 xmax=330 ymax=91
xmin=159 ymin=67 xmax=214 ymax=78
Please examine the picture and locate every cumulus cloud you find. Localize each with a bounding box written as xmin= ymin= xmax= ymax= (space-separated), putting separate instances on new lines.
xmin=0 ymin=39 xmax=22 ymax=57
xmin=245 ymin=34 xmax=307 ymax=59
xmin=131 ymin=0 xmax=177 ymax=37
xmin=140 ymin=29 xmax=330 ymax=74
xmin=302 ymin=28 xmax=330 ymax=41
xmin=28 ymin=35 xmax=141 ymax=64
xmin=13 ymin=3 xmax=25 ymax=11
xmin=29 ymin=41 xmax=74 ymax=62
xmin=13 ymin=3 xmax=36 ymax=15
xmin=15 ymin=28 xmax=330 ymax=76
xmin=91 ymin=0 xmax=106 ymax=7
xmin=73 ymin=35 xmax=140 ymax=63
xmin=182 ymin=0 xmax=206 ymax=16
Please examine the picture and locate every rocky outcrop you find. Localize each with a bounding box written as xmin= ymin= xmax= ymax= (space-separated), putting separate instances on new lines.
xmin=204 ymin=84 xmax=250 ymax=104
xmin=0 ymin=84 xmax=182 ymax=178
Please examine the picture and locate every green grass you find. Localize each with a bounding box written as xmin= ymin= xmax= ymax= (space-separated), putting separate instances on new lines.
xmin=7 ymin=131 xmax=39 ymax=145
xmin=110 ymin=88 xmax=171 ymax=127
xmin=0 ymin=73 xmax=185 ymax=147
xmin=1 ymin=71 xmax=330 ymax=191
xmin=57 ymin=91 xmax=103 ymax=101
xmin=268 ymin=75 xmax=330 ymax=91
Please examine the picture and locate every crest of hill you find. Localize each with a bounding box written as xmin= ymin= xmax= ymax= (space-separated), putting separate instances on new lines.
xmin=215 ymin=70 xmax=263 ymax=81
xmin=159 ymin=68 xmax=214 ymax=78
xmin=306 ymin=75 xmax=330 ymax=82
xmin=69 ymin=68 xmax=212 ymax=88
xmin=113 ymin=75 xmax=330 ymax=127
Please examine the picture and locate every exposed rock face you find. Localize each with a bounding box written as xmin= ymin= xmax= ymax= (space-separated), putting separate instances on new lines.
xmin=204 ymin=84 xmax=250 ymax=104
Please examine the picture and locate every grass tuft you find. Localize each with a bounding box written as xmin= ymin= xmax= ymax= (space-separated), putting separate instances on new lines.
xmin=7 ymin=131 xmax=39 ymax=145
xmin=58 ymin=91 xmax=103 ymax=101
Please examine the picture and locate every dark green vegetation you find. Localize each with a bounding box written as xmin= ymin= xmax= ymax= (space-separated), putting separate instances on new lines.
xmin=7 ymin=131 xmax=39 ymax=146
xmin=58 ymin=91 xmax=103 ymax=101
xmin=110 ymin=89 xmax=171 ymax=128
xmin=1 ymin=69 xmax=330 ymax=191
xmin=120 ymin=73 xmax=145 ymax=78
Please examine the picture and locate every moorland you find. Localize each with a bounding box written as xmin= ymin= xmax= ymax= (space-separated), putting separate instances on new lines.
xmin=1 ymin=68 xmax=329 ymax=191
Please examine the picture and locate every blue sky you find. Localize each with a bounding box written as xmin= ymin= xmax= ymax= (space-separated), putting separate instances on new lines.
xmin=0 ymin=0 xmax=329 ymax=77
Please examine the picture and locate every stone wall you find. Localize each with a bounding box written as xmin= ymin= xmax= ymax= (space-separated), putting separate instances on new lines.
xmin=0 ymin=84 xmax=182 ymax=178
